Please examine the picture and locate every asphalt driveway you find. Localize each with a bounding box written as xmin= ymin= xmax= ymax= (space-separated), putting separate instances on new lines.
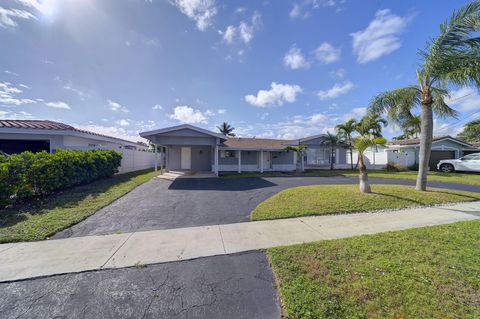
xmin=54 ymin=175 xmax=480 ymax=238
xmin=0 ymin=251 xmax=280 ymax=319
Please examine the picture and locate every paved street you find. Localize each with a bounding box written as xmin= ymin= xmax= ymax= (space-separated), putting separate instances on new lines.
xmin=0 ymin=252 xmax=280 ymax=319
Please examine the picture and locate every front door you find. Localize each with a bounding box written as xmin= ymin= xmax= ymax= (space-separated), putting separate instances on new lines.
xmin=262 ymin=151 xmax=271 ymax=170
xmin=181 ymin=147 xmax=191 ymax=170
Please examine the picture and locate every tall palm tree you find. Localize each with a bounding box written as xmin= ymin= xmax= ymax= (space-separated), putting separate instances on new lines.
xmin=370 ymin=1 xmax=480 ymax=191
xmin=336 ymin=118 xmax=357 ymax=170
xmin=217 ymin=122 xmax=236 ymax=137
xmin=321 ymin=132 xmax=343 ymax=170
xmin=284 ymin=145 xmax=307 ymax=172
xmin=353 ymin=136 xmax=387 ymax=193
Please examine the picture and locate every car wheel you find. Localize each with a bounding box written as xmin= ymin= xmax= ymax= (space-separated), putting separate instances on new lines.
xmin=440 ymin=164 xmax=454 ymax=173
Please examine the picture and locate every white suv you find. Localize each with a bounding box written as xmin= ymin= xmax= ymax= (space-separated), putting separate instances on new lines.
xmin=437 ymin=153 xmax=480 ymax=173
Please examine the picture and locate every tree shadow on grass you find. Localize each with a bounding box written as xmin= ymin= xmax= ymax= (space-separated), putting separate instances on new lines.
xmin=0 ymin=169 xmax=153 ymax=229
xmin=370 ymin=189 xmax=480 ymax=206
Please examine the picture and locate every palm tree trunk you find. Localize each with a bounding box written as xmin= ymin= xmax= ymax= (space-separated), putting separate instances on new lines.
xmin=330 ymin=147 xmax=334 ymax=170
xmin=416 ymin=98 xmax=434 ymax=191
xmin=349 ymin=147 xmax=354 ymax=170
xmin=358 ymin=154 xmax=371 ymax=193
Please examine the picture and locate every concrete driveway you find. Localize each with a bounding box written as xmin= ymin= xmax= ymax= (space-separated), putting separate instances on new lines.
xmin=54 ymin=175 xmax=480 ymax=238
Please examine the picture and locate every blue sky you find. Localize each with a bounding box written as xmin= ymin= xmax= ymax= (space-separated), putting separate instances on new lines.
xmin=1 ymin=0 xmax=479 ymax=142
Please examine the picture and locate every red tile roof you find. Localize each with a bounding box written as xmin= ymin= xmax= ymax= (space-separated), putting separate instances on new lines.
xmin=0 ymin=120 xmax=140 ymax=144
xmin=222 ymin=137 xmax=296 ymax=150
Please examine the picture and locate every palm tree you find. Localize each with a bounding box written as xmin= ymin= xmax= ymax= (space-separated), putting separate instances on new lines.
xmin=336 ymin=118 xmax=357 ymax=170
xmin=353 ymin=136 xmax=387 ymax=193
xmin=402 ymin=115 xmax=422 ymax=139
xmin=354 ymin=114 xmax=387 ymax=166
xmin=355 ymin=114 xmax=388 ymax=138
xmin=321 ymin=132 xmax=343 ymax=170
xmin=370 ymin=1 xmax=480 ymax=191
xmin=284 ymin=145 xmax=307 ymax=172
xmin=217 ymin=122 xmax=236 ymax=137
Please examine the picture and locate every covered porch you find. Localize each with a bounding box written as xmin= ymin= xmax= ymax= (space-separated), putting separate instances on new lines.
xmin=140 ymin=124 xmax=226 ymax=176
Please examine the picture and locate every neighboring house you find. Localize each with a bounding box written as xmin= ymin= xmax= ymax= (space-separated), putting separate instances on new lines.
xmin=351 ymin=135 xmax=477 ymax=170
xmin=299 ymin=134 xmax=348 ymax=169
xmin=140 ymin=124 xmax=348 ymax=175
xmin=0 ymin=119 xmax=156 ymax=174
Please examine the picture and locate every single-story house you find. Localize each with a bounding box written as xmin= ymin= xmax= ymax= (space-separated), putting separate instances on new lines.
xmin=0 ymin=119 xmax=156 ymax=174
xmin=0 ymin=119 xmax=148 ymax=154
xmin=351 ymin=135 xmax=478 ymax=170
xmin=139 ymin=124 xmax=348 ymax=175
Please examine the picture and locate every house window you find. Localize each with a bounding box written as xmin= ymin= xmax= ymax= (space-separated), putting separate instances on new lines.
xmin=221 ymin=150 xmax=237 ymax=158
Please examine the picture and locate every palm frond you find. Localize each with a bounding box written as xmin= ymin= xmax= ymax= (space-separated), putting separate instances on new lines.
xmin=369 ymin=86 xmax=421 ymax=124
xmin=430 ymin=86 xmax=459 ymax=118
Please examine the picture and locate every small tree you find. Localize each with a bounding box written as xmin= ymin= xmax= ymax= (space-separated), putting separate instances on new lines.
xmin=336 ymin=118 xmax=357 ymax=170
xmin=321 ymin=132 xmax=343 ymax=170
xmin=217 ymin=122 xmax=236 ymax=137
xmin=284 ymin=145 xmax=307 ymax=172
xmin=353 ymin=136 xmax=387 ymax=193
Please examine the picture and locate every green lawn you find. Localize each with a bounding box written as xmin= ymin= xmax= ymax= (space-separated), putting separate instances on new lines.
xmin=251 ymin=184 xmax=480 ymax=221
xmin=268 ymin=220 xmax=480 ymax=319
xmin=0 ymin=169 xmax=158 ymax=243
xmin=306 ymin=169 xmax=480 ymax=186
xmin=222 ymin=169 xmax=480 ymax=186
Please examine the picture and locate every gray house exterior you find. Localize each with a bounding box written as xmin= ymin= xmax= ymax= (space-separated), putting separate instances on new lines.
xmin=140 ymin=124 xmax=347 ymax=175
xmin=388 ymin=136 xmax=475 ymax=170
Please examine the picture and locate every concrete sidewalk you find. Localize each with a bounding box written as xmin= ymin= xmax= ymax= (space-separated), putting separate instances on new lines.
xmin=1 ymin=202 xmax=479 ymax=282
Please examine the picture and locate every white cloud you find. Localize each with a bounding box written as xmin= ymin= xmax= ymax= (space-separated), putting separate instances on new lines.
xmin=4 ymin=70 xmax=19 ymax=76
xmin=74 ymin=124 xmax=144 ymax=143
xmin=350 ymin=9 xmax=410 ymax=64
xmin=171 ymin=0 xmax=217 ymax=31
xmin=283 ymin=46 xmax=310 ymax=70
xmin=106 ymin=99 xmax=129 ymax=113
xmin=63 ymin=82 xmax=88 ymax=99
xmin=46 ymin=101 xmax=71 ymax=110
xmin=351 ymin=107 xmax=367 ymax=117
xmin=245 ymin=82 xmax=303 ymax=108
xmin=152 ymin=104 xmax=163 ymax=110
xmin=222 ymin=25 xmax=236 ymax=43
xmin=329 ymin=68 xmax=345 ymax=78
xmin=314 ymin=42 xmax=341 ymax=64
xmin=115 ymin=119 xmax=130 ymax=127
xmin=169 ymin=105 xmax=212 ymax=124
xmin=217 ymin=108 xmax=226 ymax=114
xmin=0 ymin=6 xmax=36 ymax=28
xmin=221 ymin=12 xmax=261 ymax=45
xmin=309 ymin=113 xmax=328 ymax=124
xmin=317 ymin=81 xmax=354 ymax=100
xmin=0 ymin=82 xmax=36 ymax=106
xmin=289 ymin=0 xmax=342 ymax=20
xmin=0 ymin=110 xmax=33 ymax=119
xmin=445 ymin=87 xmax=480 ymax=112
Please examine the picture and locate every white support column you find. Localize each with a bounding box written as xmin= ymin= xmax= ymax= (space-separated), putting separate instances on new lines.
xmin=260 ymin=151 xmax=264 ymax=173
xmin=159 ymin=146 xmax=164 ymax=174
xmin=238 ymin=150 xmax=242 ymax=173
xmin=214 ymin=145 xmax=219 ymax=176
xmin=301 ymin=151 xmax=305 ymax=172
xmin=154 ymin=144 xmax=158 ymax=172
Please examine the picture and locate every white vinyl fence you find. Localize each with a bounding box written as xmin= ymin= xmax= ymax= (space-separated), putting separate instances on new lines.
xmin=349 ymin=149 xmax=416 ymax=169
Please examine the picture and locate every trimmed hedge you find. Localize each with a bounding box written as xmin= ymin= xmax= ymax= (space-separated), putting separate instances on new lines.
xmin=0 ymin=149 xmax=122 ymax=207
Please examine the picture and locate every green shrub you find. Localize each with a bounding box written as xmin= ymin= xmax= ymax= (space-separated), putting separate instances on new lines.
xmin=0 ymin=149 xmax=122 ymax=206
xmin=385 ymin=162 xmax=408 ymax=172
